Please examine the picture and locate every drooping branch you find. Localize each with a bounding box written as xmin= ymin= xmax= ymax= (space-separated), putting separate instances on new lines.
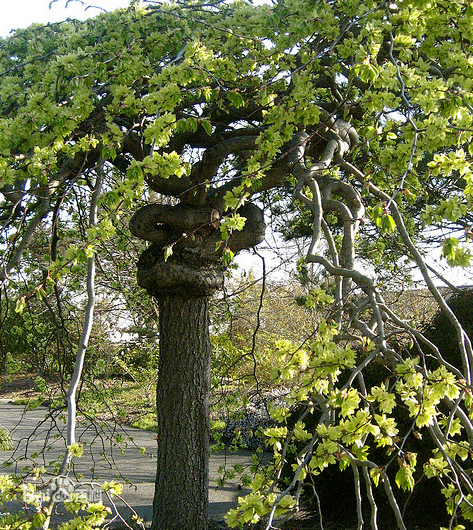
xmin=342 ymin=159 xmax=473 ymax=385
xmin=65 ymin=166 xmax=104 ymax=453
xmin=0 ymin=179 xmax=62 ymax=288
xmin=278 ymin=112 xmax=473 ymax=529
xmin=289 ymin=131 xmax=324 ymax=252
xmin=41 ymin=165 xmax=104 ymax=530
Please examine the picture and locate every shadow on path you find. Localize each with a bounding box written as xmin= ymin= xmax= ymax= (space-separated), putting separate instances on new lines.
xmin=0 ymin=403 xmax=255 ymax=525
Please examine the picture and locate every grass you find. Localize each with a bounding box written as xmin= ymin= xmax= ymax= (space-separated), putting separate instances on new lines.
xmin=130 ymin=414 xmax=158 ymax=431
xmin=0 ymin=369 xmax=264 ymax=442
xmin=12 ymin=396 xmax=47 ymax=408
xmin=0 ymin=370 xmax=263 ymax=439
xmin=0 ymin=372 xmax=159 ymax=432
xmin=77 ymin=377 xmax=158 ymax=426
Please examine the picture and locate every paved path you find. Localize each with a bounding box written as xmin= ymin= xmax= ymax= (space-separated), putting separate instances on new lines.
xmin=0 ymin=403 xmax=254 ymax=525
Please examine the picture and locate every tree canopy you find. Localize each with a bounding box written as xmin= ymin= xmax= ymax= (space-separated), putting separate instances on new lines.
xmin=2 ymin=1 xmax=473 ymax=529
xmin=2 ymin=0 xmax=473 ymax=289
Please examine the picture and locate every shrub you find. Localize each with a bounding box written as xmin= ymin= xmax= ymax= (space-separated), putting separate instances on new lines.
xmin=422 ymin=287 xmax=473 ymax=370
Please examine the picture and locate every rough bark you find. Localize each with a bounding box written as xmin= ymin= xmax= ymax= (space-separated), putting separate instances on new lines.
xmin=152 ymin=293 xmax=211 ymax=530
xmin=137 ymin=246 xmax=225 ymax=297
xmin=134 ymin=200 xmax=265 ymax=529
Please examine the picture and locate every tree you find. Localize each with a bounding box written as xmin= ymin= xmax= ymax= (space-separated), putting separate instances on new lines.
xmin=2 ymin=1 xmax=473 ymax=529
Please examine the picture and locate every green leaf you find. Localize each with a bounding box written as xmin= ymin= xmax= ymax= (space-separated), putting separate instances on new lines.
xmin=201 ymin=119 xmax=212 ymax=136
xmin=77 ymin=249 xmax=88 ymax=263
xmin=227 ymin=90 xmax=245 ymax=109
xmin=164 ymin=245 xmax=173 ymax=261
xmin=369 ymin=467 xmax=382 ymax=487
xmin=15 ymin=297 xmax=26 ymax=314
xmin=395 ymin=466 xmax=415 ymax=491
xmin=442 ymin=238 xmax=471 ymax=267
xmin=102 ymin=145 xmax=117 ymax=161
xmin=222 ymin=247 xmax=234 ymax=265
xmin=353 ymin=61 xmax=379 ymax=84
xmin=381 ymin=213 xmax=396 ymax=233
xmin=33 ymin=513 xmax=47 ymax=527
xmin=68 ymin=442 xmax=84 ymax=458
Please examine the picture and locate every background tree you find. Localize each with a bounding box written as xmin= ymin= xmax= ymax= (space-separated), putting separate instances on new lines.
xmin=2 ymin=1 xmax=473 ymax=530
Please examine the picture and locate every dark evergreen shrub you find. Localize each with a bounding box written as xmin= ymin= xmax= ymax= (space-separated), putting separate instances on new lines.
xmin=422 ymin=287 xmax=473 ymax=371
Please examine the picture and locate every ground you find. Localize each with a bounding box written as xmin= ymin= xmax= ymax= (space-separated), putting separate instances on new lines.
xmin=0 ymin=372 xmax=158 ymax=429
xmin=0 ymin=374 xmax=449 ymax=530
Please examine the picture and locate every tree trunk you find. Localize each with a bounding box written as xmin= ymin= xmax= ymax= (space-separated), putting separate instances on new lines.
xmin=152 ymin=292 xmax=211 ymax=530
xmin=132 ymin=194 xmax=265 ymax=529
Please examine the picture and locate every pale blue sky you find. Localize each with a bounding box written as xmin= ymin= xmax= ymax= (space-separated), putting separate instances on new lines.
xmin=1 ymin=0 xmax=131 ymax=37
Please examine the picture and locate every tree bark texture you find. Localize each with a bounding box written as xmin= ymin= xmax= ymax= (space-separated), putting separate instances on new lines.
xmin=131 ymin=159 xmax=266 ymax=529
xmin=152 ymin=293 xmax=211 ymax=530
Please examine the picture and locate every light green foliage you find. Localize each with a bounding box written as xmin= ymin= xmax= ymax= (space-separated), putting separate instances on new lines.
xmin=68 ymin=443 xmax=84 ymax=459
xmin=395 ymin=463 xmax=416 ymax=492
xmin=441 ymin=237 xmax=472 ymax=267
xmin=371 ymin=205 xmax=396 ymax=234
xmin=0 ymin=0 xmax=470 ymax=284
xmin=0 ymin=426 xmax=11 ymax=451
xmin=1 ymin=0 xmax=473 ymax=528
xmin=228 ymin=335 xmax=470 ymax=525
xmin=225 ymin=491 xmax=295 ymax=527
xmin=0 ymin=473 xmax=126 ymax=530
